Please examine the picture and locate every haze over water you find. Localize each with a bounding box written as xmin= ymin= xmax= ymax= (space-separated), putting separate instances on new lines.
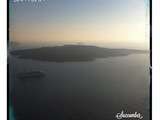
xmin=10 ymin=0 xmax=149 ymax=50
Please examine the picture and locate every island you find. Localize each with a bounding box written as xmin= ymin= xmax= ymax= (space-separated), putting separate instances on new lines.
xmin=10 ymin=45 xmax=148 ymax=62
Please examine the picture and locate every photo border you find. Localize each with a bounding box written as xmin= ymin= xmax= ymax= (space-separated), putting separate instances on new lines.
xmin=7 ymin=0 xmax=152 ymax=120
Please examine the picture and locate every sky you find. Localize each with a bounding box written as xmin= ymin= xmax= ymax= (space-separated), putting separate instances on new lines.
xmin=9 ymin=0 xmax=150 ymax=49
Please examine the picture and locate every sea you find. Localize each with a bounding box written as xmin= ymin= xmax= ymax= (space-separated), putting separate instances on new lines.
xmin=9 ymin=53 xmax=150 ymax=120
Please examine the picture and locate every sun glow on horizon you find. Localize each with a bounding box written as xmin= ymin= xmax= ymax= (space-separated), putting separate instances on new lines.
xmin=10 ymin=0 xmax=149 ymax=50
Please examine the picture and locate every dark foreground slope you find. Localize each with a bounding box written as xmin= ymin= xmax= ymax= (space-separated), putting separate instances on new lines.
xmin=10 ymin=45 xmax=148 ymax=62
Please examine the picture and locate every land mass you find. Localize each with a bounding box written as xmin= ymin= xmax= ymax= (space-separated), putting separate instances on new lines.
xmin=10 ymin=45 xmax=148 ymax=62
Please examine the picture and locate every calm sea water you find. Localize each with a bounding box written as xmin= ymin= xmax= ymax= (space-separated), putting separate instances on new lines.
xmin=9 ymin=54 xmax=150 ymax=120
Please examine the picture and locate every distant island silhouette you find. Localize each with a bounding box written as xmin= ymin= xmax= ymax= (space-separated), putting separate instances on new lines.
xmin=11 ymin=45 xmax=148 ymax=62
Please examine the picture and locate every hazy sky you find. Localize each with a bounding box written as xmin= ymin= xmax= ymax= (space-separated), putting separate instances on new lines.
xmin=9 ymin=0 xmax=149 ymax=49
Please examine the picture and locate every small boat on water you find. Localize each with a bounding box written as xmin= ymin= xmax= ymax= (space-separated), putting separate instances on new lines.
xmin=17 ymin=71 xmax=45 ymax=79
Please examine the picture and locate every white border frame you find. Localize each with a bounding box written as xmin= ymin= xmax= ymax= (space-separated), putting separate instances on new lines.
xmin=152 ymin=0 xmax=160 ymax=119
xmin=0 ymin=0 xmax=7 ymax=120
